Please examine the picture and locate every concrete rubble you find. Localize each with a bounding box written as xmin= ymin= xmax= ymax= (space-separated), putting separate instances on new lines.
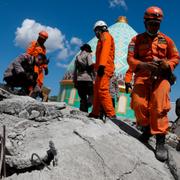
xmin=0 ymin=90 xmax=180 ymax=180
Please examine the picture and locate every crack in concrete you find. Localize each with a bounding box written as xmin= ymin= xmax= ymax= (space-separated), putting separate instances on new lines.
xmin=118 ymin=160 xmax=172 ymax=180
xmin=73 ymin=130 xmax=115 ymax=178
xmin=141 ymin=161 xmax=164 ymax=175
xmin=118 ymin=160 xmax=141 ymax=179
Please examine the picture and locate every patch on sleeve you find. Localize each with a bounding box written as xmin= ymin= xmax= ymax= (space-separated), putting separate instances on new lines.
xmin=128 ymin=42 xmax=135 ymax=52
xmin=158 ymin=37 xmax=167 ymax=44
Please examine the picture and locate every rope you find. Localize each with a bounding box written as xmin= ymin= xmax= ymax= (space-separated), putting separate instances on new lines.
xmin=31 ymin=153 xmax=51 ymax=170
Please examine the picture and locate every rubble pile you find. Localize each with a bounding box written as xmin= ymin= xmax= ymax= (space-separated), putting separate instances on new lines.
xmin=0 ymin=91 xmax=180 ymax=180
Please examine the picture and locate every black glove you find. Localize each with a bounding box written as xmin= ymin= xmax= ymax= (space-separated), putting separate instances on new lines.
xmin=97 ymin=65 xmax=105 ymax=77
xmin=157 ymin=60 xmax=176 ymax=85
xmin=44 ymin=68 xmax=48 ymax=75
xmin=33 ymin=72 xmax=38 ymax=80
xmin=125 ymin=83 xmax=132 ymax=94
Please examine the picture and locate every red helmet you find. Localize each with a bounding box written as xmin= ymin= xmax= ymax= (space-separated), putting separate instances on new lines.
xmin=39 ymin=31 xmax=48 ymax=39
xmin=144 ymin=6 xmax=163 ymax=21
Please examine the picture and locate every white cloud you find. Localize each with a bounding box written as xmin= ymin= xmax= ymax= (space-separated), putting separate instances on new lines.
xmin=109 ymin=0 xmax=127 ymax=10
xmin=57 ymin=48 xmax=69 ymax=60
xmin=57 ymin=38 xmax=82 ymax=61
xmin=15 ymin=19 xmax=65 ymax=52
xmin=57 ymin=44 xmax=80 ymax=61
xmin=70 ymin=37 xmax=83 ymax=46
xmin=14 ymin=18 xmax=83 ymax=67
xmin=56 ymin=62 xmax=68 ymax=68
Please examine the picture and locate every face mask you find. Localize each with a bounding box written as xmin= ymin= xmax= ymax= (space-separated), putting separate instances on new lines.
xmin=145 ymin=19 xmax=161 ymax=36
xmin=94 ymin=29 xmax=101 ymax=39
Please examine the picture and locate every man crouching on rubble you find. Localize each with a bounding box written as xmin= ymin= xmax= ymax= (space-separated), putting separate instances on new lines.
xmin=3 ymin=53 xmax=46 ymax=97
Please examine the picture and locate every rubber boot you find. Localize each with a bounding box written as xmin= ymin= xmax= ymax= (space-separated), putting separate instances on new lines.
xmin=138 ymin=126 xmax=152 ymax=143
xmin=155 ymin=134 xmax=168 ymax=162
xmin=88 ymin=113 xmax=99 ymax=119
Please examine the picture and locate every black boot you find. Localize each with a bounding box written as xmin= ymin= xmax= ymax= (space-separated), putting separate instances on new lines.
xmin=155 ymin=134 xmax=168 ymax=162
xmin=138 ymin=126 xmax=152 ymax=143
xmin=80 ymin=100 xmax=88 ymax=113
xmin=88 ymin=113 xmax=99 ymax=119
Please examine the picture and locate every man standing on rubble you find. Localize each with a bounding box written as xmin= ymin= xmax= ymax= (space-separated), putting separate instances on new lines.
xmin=73 ymin=43 xmax=95 ymax=112
xmin=127 ymin=6 xmax=179 ymax=161
xmin=88 ymin=20 xmax=116 ymax=121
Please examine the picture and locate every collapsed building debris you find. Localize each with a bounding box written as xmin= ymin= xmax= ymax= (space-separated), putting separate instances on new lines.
xmin=0 ymin=92 xmax=180 ymax=180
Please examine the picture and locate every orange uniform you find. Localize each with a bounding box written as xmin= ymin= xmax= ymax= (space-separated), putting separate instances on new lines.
xmin=91 ymin=31 xmax=116 ymax=117
xmin=26 ymin=40 xmax=47 ymax=87
xmin=128 ymin=32 xmax=179 ymax=134
xmin=124 ymin=68 xmax=133 ymax=83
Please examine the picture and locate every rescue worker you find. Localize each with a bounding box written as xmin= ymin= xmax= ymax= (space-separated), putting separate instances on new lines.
xmin=88 ymin=20 xmax=116 ymax=121
xmin=73 ymin=43 xmax=94 ymax=112
xmin=28 ymin=54 xmax=48 ymax=98
xmin=26 ymin=30 xmax=49 ymax=98
xmin=127 ymin=6 xmax=179 ymax=162
xmin=3 ymin=53 xmax=45 ymax=95
xmin=124 ymin=68 xmax=133 ymax=94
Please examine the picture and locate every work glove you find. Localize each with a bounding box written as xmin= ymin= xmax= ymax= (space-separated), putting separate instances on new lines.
xmin=44 ymin=68 xmax=49 ymax=75
xmin=158 ymin=60 xmax=171 ymax=73
xmin=157 ymin=60 xmax=176 ymax=85
xmin=125 ymin=82 xmax=132 ymax=94
xmin=97 ymin=65 xmax=105 ymax=77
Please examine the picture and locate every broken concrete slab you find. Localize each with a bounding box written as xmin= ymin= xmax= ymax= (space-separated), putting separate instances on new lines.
xmin=0 ymin=95 xmax=178 ymax=180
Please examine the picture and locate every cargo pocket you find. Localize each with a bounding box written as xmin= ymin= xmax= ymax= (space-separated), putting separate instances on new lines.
xmin=156 ymin=81 xmax=171 ymax=117
xmin=157 ymin=44 xmax=167 ymax=58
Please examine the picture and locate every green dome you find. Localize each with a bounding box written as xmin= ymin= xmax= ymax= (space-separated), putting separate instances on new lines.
xmin=63 ymin=17 xmax=137 ymax=81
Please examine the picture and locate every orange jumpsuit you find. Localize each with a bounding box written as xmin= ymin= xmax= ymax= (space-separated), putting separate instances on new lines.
xmin=124 ymin=68 xmax=133 ymax=83
xmin=127 ymin=32 xmax=179 ymax=134
xmin=26 ymin=40 xmax=47 ymax=88
xmin=91 ymin=31 xmax=116 ymax=117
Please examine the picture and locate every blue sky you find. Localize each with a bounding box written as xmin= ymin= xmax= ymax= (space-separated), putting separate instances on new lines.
xmin=0 ymin=0 xmax=179 ymax=101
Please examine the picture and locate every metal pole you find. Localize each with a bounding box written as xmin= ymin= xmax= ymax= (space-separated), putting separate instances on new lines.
xmin=0 ymin=136 xmax=2 ymax=179
xmin=3 ymin=125 xmax=6 ymax=178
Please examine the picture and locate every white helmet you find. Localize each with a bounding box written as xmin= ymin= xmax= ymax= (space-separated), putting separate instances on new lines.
xmin=93 ymin=20 xmax=108 ymax=30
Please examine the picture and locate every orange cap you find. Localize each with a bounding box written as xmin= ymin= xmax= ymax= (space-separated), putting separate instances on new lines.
xmin=144 ymin=6 xmax=163 ymax=21
xmin=39 ymin=31 xmax=48 ymax=39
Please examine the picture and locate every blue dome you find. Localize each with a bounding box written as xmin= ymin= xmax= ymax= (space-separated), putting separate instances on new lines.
xmin=64 ymin=17 xmax=137 ymax=81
